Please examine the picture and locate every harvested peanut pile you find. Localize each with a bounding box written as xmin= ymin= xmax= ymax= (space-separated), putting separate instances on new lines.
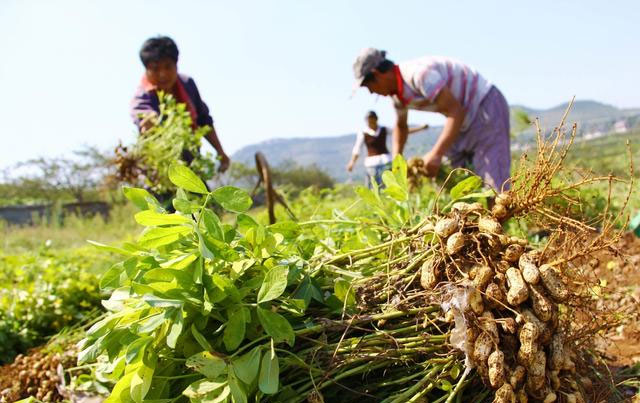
xmin=0 ymin=347 xmax=77 ymax=402
xmin=354 ymin=196 xmax=600 ymax=402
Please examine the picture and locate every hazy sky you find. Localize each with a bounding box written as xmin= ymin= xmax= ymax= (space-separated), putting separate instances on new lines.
xmin=1 ymin=0 xmax=638 ymax=167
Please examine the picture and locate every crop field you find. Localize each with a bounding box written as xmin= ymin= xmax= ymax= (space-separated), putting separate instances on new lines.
xmin=0 ymin=123 xmax=639 ymax=403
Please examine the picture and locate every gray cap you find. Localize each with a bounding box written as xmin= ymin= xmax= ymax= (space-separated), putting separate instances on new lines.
xmin=352 ymin=48 xmax=386 ymax=87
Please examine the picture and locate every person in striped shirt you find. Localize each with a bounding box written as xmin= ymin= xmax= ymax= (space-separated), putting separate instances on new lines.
xmin=352 ymin=48 xmax=511 ymax=190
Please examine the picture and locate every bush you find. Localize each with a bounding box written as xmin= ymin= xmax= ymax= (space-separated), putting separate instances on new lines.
xmin=0 ymin=246 xmax=109 ymax=363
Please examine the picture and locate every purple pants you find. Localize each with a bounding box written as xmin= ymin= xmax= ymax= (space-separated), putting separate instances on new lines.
xmin=447 ymin=86 xmax=511 ymax=191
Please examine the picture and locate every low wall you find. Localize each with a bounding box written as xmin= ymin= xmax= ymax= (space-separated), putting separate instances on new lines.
xmin=0 ymin=201 xmax=110 ymax=226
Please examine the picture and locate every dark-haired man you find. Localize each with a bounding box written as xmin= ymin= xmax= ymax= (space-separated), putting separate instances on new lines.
xmin=130 ymin=36 xmax=230 ymax=172
xmin=352 ymin=48 xmax=510 ymax=190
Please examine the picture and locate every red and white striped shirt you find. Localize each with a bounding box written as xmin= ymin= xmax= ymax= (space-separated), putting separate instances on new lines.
xmin=392 ymin=56 xmax=492 ymax=132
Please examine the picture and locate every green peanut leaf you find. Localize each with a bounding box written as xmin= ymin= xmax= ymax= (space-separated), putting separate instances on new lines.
xmin=166 ymin=310 xmax=183 ymax=349
xmin=223 ymin=309 xmax=246 ymax=351
xmin=183 ymin=379 xmax=227 ymax=398
xmin=168 ymin=163 xmax=208 ymax=194
xmin=125 ymin=336 xmax=153 ymax=364
xmin=135 ymin=210 xmax=191 ymax=226
xmin=268 ymin=221 xmax=300 ymax=239
xmin=104 ymin=372 xmax=134 ymax=403
xmin=257 ymin=266 xmax=289 ymax=304
xmin=450 ymin=175 xmax=483 ymax=201
xmin=228 ymin=369 xmax=248 ymax=403
xmin=202 ymin=209 xmax=224 ymax=241
xmin=138 ymin=225 xmax=191 ymax=248
xmin=257 ymin=307 xmax=295 ymax=347
xmin=123 ymin=187 xmax=159 ymax=210
xmin=232 ymin=347 xmax=262 ymax=385
xmin=186 ymin=351 xmax=227 ymax=378
xmin=191 ymin=324 xmax=213 ymax=352
xmin=100 ymin=264 xmax=125 ymax=291
xmin=130 ymin=353 xmax=156 ymax=403
xmin=211 ymin=186 xmax=253 ymax=213
xmin=258 ymin=350 xmax=280 ymax=394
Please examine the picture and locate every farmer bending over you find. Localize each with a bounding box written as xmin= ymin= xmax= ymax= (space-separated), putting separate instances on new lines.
xmin=347 ymin=110 xmax=427 ymax=188
xmin=352 ymin=48 xmax=510 ymax=190
xmin=130 ymin=36 xmax=230 ymax=172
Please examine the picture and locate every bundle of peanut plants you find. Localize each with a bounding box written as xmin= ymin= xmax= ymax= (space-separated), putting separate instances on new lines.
xmin=76 ymin=114 xmax=633 ymax=403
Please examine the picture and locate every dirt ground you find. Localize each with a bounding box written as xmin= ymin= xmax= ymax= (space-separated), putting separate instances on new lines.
xmin=593 ymin=233 xmax=640 ymax=367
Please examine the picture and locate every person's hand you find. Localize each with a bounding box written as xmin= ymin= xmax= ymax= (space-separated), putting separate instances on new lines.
xmin=218 ymin=154 xmax=230 ymax=173
xmin=346 ymin=161 xmax=354 ymax=172
xmin=422 ymin=149 xmax=442 ymax=177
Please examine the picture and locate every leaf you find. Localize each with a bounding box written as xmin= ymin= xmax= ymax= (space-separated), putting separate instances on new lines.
xmin=191 ymin=324 xmax=214 ymax=352
xmin=228 ymin=370 xmax=248 ymax=403
xmin=210 ymin=274 xmax=241 ymax=303
xmin=168 ymin=163 xmax=209 ymax=194
xmin=257 ymin=307 xmax=295 ymax=346
xmin=186 ymin=351 xmax=227 ymax=378
xmin=138 ymin=225 xmax=192 ymax=248
xmin=166 ymin=309 xmax=183 ymax=349
xmin=160 ymin=253 xmax=197 ymax=270
xmin=450 ymin=175 xmax=483 ymax=200
xmin=135 ymin=210 xmax=191 ymax=226
xmin=142 ymin=295 xmax=183 ymax=309
xmin=137 ymin=313 xmax=166 ymax=333
xmin=294 ymin=276 xmax=324 ymax=306
xmin=123 ymin=187 xmax=157 ymax=210
xmin=257 ymin=266 xmax=289 ymax=304
xmin=87 ymin=240 xmax=133 ymax=256
xmin=258 ymin=350 xmax=280 ymax=394
xmin=211 ymin=186 xmax=253 ymax=213
xmin=223 ymin=309 xmax=246 ymax=352
xmin=391 ymin=154 xmax=408 ymax=189
xmin=100 ymin=264 xmax=124 ymax=291
xmin=202 ymin=209 xmax=224 ymax=240
xmin=232 ymin=347 xmax=261 ymax=385
xmin=382 ymin=170 xmax=408 ymax=201
xmin=130 ymin=353 xmax=156 ymax=403
xmin=334 ymin=278 xmax=356 ymax=307
xmin=268 ymin=221 xmax=300 ymax=239
xmin=125 ymin=336 xmax=153 ymax=364
xmin=173 ymin=198 xmax=199 ymax=214
xmin=236 ymin=214 xmax=259 ymax=232
xmin=104 ymin=372 xmax=135 ymax=403
xmin=183 ymin=379 xmax=227 ymax=398
xmin=279 ymin=298 xmax=306 ymax=316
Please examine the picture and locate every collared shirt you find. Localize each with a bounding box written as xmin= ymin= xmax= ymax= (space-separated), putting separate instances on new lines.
xmin=130 ymin=73 xmax=214 ymax=130
xmin=392 ymin=56 xmax=492 ymax=132
xmin=352 ymin=126 xmax=392 ymax=167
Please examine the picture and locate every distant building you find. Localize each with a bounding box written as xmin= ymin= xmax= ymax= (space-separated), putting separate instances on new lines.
xmin=613 ymin=120 xmax=628 ymax=133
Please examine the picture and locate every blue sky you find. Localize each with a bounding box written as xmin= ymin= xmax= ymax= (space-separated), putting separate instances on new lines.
xmin=1 ymin=0 xmax=638 ymax=168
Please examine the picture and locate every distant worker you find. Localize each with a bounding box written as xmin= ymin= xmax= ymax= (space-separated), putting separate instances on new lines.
xmin=352 ymin=48 xmax=510 ymax=190
xmin=130 ymin=36 xmax=230 ymax=172
xmin=347 ymin=110 xmax=427 ymax=187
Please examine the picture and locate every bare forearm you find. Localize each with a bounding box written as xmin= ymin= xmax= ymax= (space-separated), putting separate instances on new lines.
xmin=205 ymin=126 xmax=227 ymax=156
xmin=392 ymin=123 xmax=409 ymax=156
xmin=407 ymin=124 xmax=429 ymax=135
xmin=432 ymin=112 xmax=464 ymax=157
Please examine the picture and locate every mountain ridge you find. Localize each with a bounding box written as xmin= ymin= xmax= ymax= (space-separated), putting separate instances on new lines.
xmin=232 ymin=100 xmax=639 ymax=182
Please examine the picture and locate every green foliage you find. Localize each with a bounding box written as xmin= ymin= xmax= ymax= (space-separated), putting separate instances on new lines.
xmin=0 ymin=246 xmax=109 ymax=362
xmin=74 ymin=158 xmax=494 ymax=401
xmin=126 ymin=92 xmax=216 ymax=194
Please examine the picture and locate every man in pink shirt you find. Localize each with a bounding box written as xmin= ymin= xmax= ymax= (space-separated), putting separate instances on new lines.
xmin=353 ymin=48 xmax=511 ymax=190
